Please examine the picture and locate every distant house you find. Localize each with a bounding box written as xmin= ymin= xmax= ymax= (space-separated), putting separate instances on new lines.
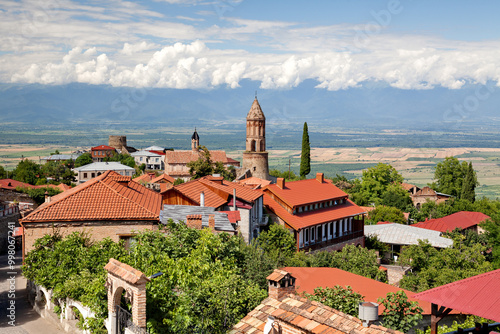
xmin=131 ymin=150 xmax=164 ymax=170
xmin=262 ymin=173 xmax=366 ymax=252
xmin=91 ymin=145 xmax=116 ymax=162
xmin=20 ymin=170 xmax=162 ymax=257
xmin=73 ymin=162 xmax=135 ymax=184
xmin=133 ymin=172 xmax=174 ymax=192
xmin=161 ymin=175 xmax=264 ymax=243
xmin=413 ymin=211 xmax=490 ymax=234
xmin=411 ymin=186 xmax=452 ymax=208
xmin=164 ymin=129 xmax=240 ymax=181
xmin=40 ymin=153 xmax=82 ymax=164
xmin=230 ymin=268 xmax=401 ymax=334
xmin=402 ymin=182 xmax=421 ymax=195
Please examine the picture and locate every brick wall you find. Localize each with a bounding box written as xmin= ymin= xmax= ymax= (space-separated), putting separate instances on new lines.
xmin=382 ymin=265 xmax=411 ymax=286
xmin=22 ymin=221 xmax=157 ymax=255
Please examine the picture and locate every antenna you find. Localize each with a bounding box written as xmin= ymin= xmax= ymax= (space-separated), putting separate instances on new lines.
xmin=255 ymin=90 xmax=257 ymax=99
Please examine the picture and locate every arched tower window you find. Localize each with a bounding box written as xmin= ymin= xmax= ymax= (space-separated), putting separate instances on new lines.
xmin=250 ymin=140 xmax=256 ymax=152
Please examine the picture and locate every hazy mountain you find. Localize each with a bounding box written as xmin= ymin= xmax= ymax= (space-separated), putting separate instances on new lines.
xmin=1 ymin=80 xmax=499 ymax=129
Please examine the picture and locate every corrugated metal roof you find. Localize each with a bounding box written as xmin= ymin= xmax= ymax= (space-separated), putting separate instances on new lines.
xmin=413 ymin=269 xmax=500 ymax=322
xmin=74 ymin=162 xmax=135 ymax=171
xmin=364 ymin=223 xmax=453 ymax=248
xmin=160 ymin=205 xmax=236 ymax=233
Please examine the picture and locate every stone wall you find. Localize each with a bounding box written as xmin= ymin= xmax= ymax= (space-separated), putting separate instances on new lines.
xmin=23 ymin=221 xmax=157 ymax=255
xmin=241 ymin=151 xmax=269 ymax=180
xmin=381 ymin=265 xmax=411 ymax=286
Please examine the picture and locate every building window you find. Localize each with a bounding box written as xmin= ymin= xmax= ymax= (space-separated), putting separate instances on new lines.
xmin=309 ymin=205 xmax=313 ymax=211
xmin=311 ymin=228 xmax=315 ymax=243
xmin=317 ymin=226 xmax=322 ymax=241
xmin=314 ymin=203 xmax=318 ymax=209
xmin=329 ymin=222 xmax=333 ymax=237
xmin=304 ymin=206 xmax=308 ymax=212
xmin=119 ymin=235 xmax=137 ymax=250
xmin=91 ymin=173 xmax=95 ymax=178
xmin=298 ymin=206 xmax=302 ymax=213
xmin=83 ymin=173 xmax=87 ymax=178
xmin=140 ymin=157 xmax=143 ymax=161
xmin=305 ymin=229 xmax=309 ymax=243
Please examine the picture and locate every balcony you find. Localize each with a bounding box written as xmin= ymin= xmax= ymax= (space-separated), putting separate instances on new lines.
xmin=300 ymin=229 xmax=364 ymax=252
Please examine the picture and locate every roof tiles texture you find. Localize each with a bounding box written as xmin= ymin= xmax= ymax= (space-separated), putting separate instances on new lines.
xmin=91 ymin=145 xmax=115 ymax=150
xmin=413 ymin=211 xmax=491 ymax=232
xmin=199 ymin=177 xmax=262 ymax=203
xmin=22 ymin=170 xmax=162 ymax=222
xmin=413 ymin=268 xmax=500 ymax=322
xmin=263 ymin=178 xmax=347 ymax=208
xmin=104 ymin=258 xmax=150 ymax=284
xmin=171 ymin=180 xmax=228 ymax=208
xmin=165 ymin=150 xmax=234 ymax=164
xmin=229 ymin=293 xmax=402 ymax=334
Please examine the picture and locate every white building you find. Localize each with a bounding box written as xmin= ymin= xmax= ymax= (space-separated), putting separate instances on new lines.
xmin=131 ymin=150 xmax=164 ymax=170
xmin=73 ymin=162 xmax=136 ymax=184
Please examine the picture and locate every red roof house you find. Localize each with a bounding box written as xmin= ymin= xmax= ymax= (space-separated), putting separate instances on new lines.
xmin=262 ymin=173 xmax=366 ymax=252
xmin=413 ymin=211 xmax=490 ymax=233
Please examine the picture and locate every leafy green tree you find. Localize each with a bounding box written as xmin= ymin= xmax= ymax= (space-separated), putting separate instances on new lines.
xmin=0 ymin=165 xmax=7 ymax=179
xmin=365 ymin=235 xmax=390 ymax=254
xmin=173 ymin=178 xmax=185 ymax=185
xmin=300 ymin=122 xmax=311 ymax=178
xmin=75 ymin=153 xmax=93 ymax=167
xmin=269 ymin=169 xmax=301 ymax=181
xmin=42 ymin=160 xmax=76 ymax=185
xmin=13 ymin=159 xmax=42 ymax=185
xmin=256 ymin=223 xmax=296 ymax=261
xmin=106 ymin=153 xmax=135 ymax=168
xmin=482 ymin=215 xmax=500 ymax=269
xmin=431 ymin=157 xmax=468 ymax=197
xmin=378 ymin=290 xmax=423 ymax=332
xmin=349 ymin=163 xmax=404 ymax=206
xmin=381 ymin=183 xmax=413 ymax=211
xmin=461 ymin=161 xmax=478 ymax=202
xmin=416 ymin=315 xmax=493 ymax=334
xmin=367 ymin=206 xmax=406 ymax=224
xmin=399 ymin=240 xmax=493 ymax=292
xmin=304 ymin=286 xmax=364 ymax=317
xmin=309 ymin=244 xmax=387 ymax=282
xmin=187 ymin=146 xmax=234 ymax=181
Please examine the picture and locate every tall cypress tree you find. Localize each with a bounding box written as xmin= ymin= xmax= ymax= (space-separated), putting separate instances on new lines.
xmin=460 ymin=161 xmax=477 ymax=202
xmin=300 ymin=122 xmax=311 ymax=178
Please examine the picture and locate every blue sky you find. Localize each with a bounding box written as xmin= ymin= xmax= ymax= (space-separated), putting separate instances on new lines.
xmin=2 ymin=0 xmax=500 ymax=91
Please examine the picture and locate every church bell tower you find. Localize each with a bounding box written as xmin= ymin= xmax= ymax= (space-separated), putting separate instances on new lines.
xmin=242 ymin=97 xmax=269 ymax=180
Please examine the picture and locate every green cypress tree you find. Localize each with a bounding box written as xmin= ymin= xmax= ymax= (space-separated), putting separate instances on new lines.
xmin=300 ymin=122 xmax=311 ymax=178
xmin=461 ymin=161 xmax=477 ymax=202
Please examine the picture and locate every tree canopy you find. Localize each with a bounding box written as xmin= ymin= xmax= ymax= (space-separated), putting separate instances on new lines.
xmin=304 ymin=286 xmax=363 ymax=317
xmin=300 ymin=122 xmax=311 ymax=178
xmin=187 ymin=145 xmax=235 ymax=181
xmin=75 ymin=153 xmax=93 ymax=167
xmin=431 ymin=157 xmax=478 ymax=199
xmin=367 ymin=205 xmax=407 ymax=224
xmin=13 ymin=159 xmax=42 ymax=185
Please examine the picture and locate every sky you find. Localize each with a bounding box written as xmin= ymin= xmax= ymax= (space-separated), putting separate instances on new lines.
xmin=2 ymin=0 xmax=500 ymax=91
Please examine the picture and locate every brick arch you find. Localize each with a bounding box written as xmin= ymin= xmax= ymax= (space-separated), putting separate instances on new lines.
xmin=105 ymin=258 xmax=150 ymax=334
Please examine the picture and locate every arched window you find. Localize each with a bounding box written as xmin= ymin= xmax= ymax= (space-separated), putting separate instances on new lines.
xmin=250 ymin=140 xmax=256 ymax=151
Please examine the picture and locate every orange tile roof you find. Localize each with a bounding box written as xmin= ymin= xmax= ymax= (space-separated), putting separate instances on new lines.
xmin=91 ymin=145 xmax=115 ymax=151
xmin=151 ymin=174 xmax=175 ymax=184
xmin=165 ymin=150 xmax=233 ymax=164
xmin=133 ymin=172 xmax=157 ymax=183
xmin=170 ymin=179 xmax=228 ymax=208
xmin=263 ymin=178 xmax=348 ymax=208
xmin=22 ymin=170 xmax=162 ymax=222
xmin=199 ymin=177 xmax=262 ymax=203
xmin=413 ymin=211 xmax=491 ymax=232
xmin=262 ymin=193 xmax=365 ymax=231
xmin=104 ymin=258 xmax=150 ymax=284
xmin=282 ymin=267 xmax=432 ymax=315
xmin=230 ymin=294 xmax=402 ymax=334
xmin=401 ymin=182 xmax=417 ymax=191
xmin=0 ymin=179 xmax=34 ymax=190
xmin=220 ymin=210 xmax=241 ymax=223
xmin=238 ymin=177 xmax=272 ymax=189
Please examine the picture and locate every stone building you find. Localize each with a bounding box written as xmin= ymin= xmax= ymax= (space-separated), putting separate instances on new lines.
xmin=108 ymin=135 xmax=137 ymax=154
xmin=239 ymin=98 xmax=270 ymax=181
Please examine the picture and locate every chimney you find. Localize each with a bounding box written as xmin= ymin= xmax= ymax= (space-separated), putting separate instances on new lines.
xmin=186 ymin=214 xmax=202 ymax=230
xmin=233 ymin=188 xmax=237 ymax=210
xmin=200 ymin=191 xmax=205 ymax=207
xmin=358 ymin=302 xmax=379 ymax=327
xmin=266 ymin=269 xmax=295 ymax=300
xmin=208 ymin=214 xmax=215 ymax=230
xmin=44 ymin=191 xmax=50 ymax=203
xmin=316 ymin=173 xmax=324 ymax=183
xmin=277 ymin=178 xmax=285 ymax=189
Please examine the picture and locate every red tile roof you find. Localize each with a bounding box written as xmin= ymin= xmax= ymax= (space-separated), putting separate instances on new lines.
xmin=221 ymin=210 xmax=241 ymax=223
xmin=413 ymin=268 xmax=500 ymax=322
xmin=401 ymin=182 xmax=417 ymax=191
xmin=148 ymin=150 xmax=165 ymax=156
xmin=413 ymin=211 xmax=490 ymax=232
xmin=262 ymin=193 xmax=365 ymax=231
xmin=282 ymin=267 xmax=432 ymax=315
xmin=170 ymin=179 xmax=228 ymax=208
xmin=165 ymin=150 xmax=234 ymax=164
xmin=238 ymin=177 xmax=272 ymax=189
xmin=263 ymin=178 xmax=348 ymax=208
xmin=133 ymin=172 xmax=157 ymax=183
xmin=230 ymin=293 xmax=402 ymax=334
xmin=91 ymin=145 xmax=115 ymax=151
xmin=0 ymin=179 xmax=34 ymax=190
xmin=151 ymin=173 xmax=175 ymax=184
xmin=199 ymin=177 xmax=262 ymax=203
xmin=22 ymin=170 xmax=162 ymax=222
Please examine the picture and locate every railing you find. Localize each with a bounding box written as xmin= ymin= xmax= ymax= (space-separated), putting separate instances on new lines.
xmin=0 ymin=205 xmax=19 ymax=217
xmin=300 ymin=230 xmax=364 ymax=252
xmin=116 ymin=305 xmax=149 ymax=334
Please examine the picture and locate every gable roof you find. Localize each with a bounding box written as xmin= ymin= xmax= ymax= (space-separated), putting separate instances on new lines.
xmin=199 ymin=177 xmax=262 ymax=203
xmin=133 ymin=172 xmax=157 ymax=183
xmin=150 ymin=173 xmax=175 ymax=184
xmin=413 ymin=211 xmax=491 ymax=232
xmin=160 ymin=205 xmax=236 ymax=233
xmin=364 ymin=223 xmax=453 ymax=248
xmin=165 ymin=150 xmax=234 ymax=164
xmin=413 ymin=269 xmax=500 ymax=322
xmin=74 ymin=161 xmax=135 ymax=172
xmin=105 ymin=258 xmax=150 ymax=284
xmin=263 ymin=192 xmax=365 ymax=230
xmin=131 ymin=150 xmax=162 ymax=157
xmin=238 ymin=176 xmax=272 ymax=189
xmin=0 ymin=179 xmax=33 ymax=190
xmin=282 ymin=267 xmax=433 ymax=315
xmin=22 ymin=171 xmax=162 ymax=223
xmin=401 ymin=182 xmax=418 ymax=191
xmin=91 ymin=145 xmax=115 ymax=151
xmin=263 ymin=178 xmax=348 ymax=208
xmin=230 ymin=293 xmax=401 ymax=334
xmin=168 ymin=179 xmax=228 ymax=208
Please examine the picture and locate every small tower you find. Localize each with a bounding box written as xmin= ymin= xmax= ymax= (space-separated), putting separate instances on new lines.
xmin=191 ymin=128 xmax=200 ymax=151
xmin=242 ymin=97 xmax=269 ymax=180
